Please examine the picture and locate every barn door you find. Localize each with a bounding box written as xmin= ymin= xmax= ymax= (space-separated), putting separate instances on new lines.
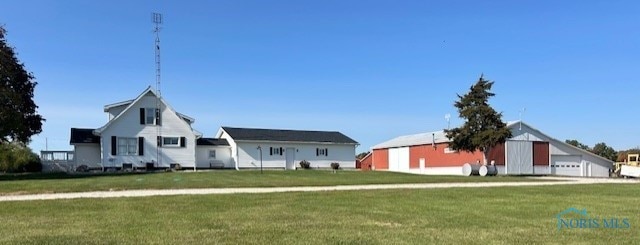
xmin=506 ymin=141 xmax=533 ymax=175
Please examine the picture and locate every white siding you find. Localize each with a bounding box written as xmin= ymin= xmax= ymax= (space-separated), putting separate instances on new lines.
xmin=401 ymin=167 xmax=464 ymax=175
xmin=590 ymin=162 xmax=610 ymax=177
xmin=234 ymin=141 xmax=356 ymax=169
xmin=509 ymin=125 xmax=544 ymax=141
xmin=218 ymin=131 xmax=239 ymax=169
xmin=195 ymin=146 xmax=232 ymax=168
xmin=107 ymin=104 xmax=129 ymax=121
xmin=100 ymin=92 xmax=197 ymax=168
xmin=533 ymin=166 xmax=549 ymax=175
xmin=73 ymin=144 xmax=101 ymax=168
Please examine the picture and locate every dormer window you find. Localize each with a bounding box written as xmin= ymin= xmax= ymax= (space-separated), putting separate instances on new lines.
xmin=140 ymin=108 xmax=161 ymax=125
xmin=146 ymin=108 xmax=156 ymax=124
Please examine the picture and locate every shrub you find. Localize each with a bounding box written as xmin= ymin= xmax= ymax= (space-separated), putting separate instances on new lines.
xmin=76 ymin=165 xmax=89 ymax=172
xmin=0 ymin=142 xmax=41 ymax=173
xmin=299 ymin=160 xmax=311 ymax=169
xmin=330 ymin=162 xmax=340 ymax=170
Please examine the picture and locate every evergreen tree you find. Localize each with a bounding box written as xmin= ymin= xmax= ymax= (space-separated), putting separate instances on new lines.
xmin=444 ymin=75 xmax=512 ymax=164
xmin=0 ymin=26 xmax=44 ymax=143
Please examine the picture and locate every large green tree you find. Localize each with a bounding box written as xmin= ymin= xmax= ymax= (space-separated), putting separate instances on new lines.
xmin=444 ymin=75 xmax=512 ymax=164
xmin=591 ymin=142 xmax=617 ymax=162
xmin=565 ymin=139 xmax=590 ymax=151
xmin=0 ymin=26 xmax=44 ymax=143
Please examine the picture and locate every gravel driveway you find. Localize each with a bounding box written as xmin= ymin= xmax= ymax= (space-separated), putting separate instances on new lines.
xmin=0 ymin=177 xmax=636 ymax=202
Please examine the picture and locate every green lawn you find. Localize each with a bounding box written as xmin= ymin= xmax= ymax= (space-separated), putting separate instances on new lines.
xmin=0 ymin=170 xmax=544 ymax=195
xmin=0 ymin=184 xmax=637 ymax=244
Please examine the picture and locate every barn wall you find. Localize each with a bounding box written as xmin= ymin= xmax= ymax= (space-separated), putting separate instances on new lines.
xmin=407 ymin=143 xmax=483 ymax=167
xmin=372 ymin=149 xmax=389 ymax=170
xmin=533 ymin=141 xmax=550 ymax=166
xmin=487 ymin=143 xmax=505 ymax=165
xmin=360 ymin=153 xmax=373 ymax=170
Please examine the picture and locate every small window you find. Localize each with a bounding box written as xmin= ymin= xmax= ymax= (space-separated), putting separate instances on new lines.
xmin=163 ymin=137 xmax=180 ymax=146
xmin=270 ymin=147 xmax=283 ymax=155
xmin=209 ymin=150 xmax=216 ymax=159
xmin=316 ymin=148 xmax=328 ymax=156
xmin=444 ymin=148 xmax=458 ymax=154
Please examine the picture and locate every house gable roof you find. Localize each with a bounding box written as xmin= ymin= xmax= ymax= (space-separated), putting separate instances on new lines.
xmin=220 ymin=126 xmax=358 ymax=144
xmin=70 ymin=128 xmax=100 ymax=144
xmin=196 ymin=138 xmax=230 ymax=146
xmin=103 ymin=99 xmax=134 ymax=112
xmin=94 ymin=86 xmax=200 ymax=136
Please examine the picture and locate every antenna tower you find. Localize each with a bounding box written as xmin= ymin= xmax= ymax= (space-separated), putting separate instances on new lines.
xmin=153 ymin=12 xmax=163 ymax=168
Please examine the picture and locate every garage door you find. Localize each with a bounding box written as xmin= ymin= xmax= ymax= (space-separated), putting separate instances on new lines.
xmin=388 ymin=147 xmax=410 ymax=172
xmin=551 ymin=155 xmax=582 ymax=176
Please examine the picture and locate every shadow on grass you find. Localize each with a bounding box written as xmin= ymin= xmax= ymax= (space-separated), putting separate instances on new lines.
xmin=0 ymin=171 xmax=165 ymax=182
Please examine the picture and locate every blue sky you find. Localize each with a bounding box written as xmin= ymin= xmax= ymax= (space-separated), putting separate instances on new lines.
xmin=3 ymin=0 xmax=639 ymax=153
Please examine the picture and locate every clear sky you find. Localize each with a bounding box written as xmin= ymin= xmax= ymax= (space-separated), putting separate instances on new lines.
xmin=3 ymin=0 xmax=639 ymax=153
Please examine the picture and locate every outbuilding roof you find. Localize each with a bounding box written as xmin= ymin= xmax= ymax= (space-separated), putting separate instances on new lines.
xmin=221 ymin=127 xmax=358 ymax=144
xmin=70 ymin=128 xmax=100 ymax=144
xmin=372 ymin=121 xmax=521 ymax=150
xmin=372 ymin=130 xmax=448 ymax=149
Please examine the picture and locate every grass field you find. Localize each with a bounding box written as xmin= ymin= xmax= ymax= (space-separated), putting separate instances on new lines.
xmin=0 ymin=184 xmax=637 ymax=244
xmin=0 ymin=170 xmax=544 ymax=195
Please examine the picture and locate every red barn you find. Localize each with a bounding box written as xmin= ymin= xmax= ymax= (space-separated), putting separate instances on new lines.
xmin=370 ymin=121 xmax=613 ymax=177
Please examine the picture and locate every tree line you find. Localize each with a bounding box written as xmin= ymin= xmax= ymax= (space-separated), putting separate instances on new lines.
xmin=565 ymin=140 xmax=639 ymax=162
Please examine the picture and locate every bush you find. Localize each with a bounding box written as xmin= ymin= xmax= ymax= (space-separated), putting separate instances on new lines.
xmin=75 ymin=165 xmax=89 ymax=172
xmin=299 ymin=160 xmax=311 ymax=169
xmin=330 ymin=162 xmax=340 ymax=170
xmin=0 ymin=142 xmax=41 ymax=173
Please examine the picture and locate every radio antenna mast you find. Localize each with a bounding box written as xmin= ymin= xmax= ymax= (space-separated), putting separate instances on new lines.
xmin=152 ymin=12 xmax=163 ymax=168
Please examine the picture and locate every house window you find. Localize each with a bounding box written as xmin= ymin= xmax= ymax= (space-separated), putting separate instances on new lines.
xmin=117 ymin=137 xmax=137 ymax=155
xmin=316 ymin=148 xmax=328 ymax=156
xmin=209 ymin=150 xmax=216 ymax=159
xmin=444 ymin=148 xmax=458 ymax=154
xmin=270 ymin=147 xmax=283 ymax=156
xmin=145 ymin=108 xmax=157 ymax=125
xmin=163 ymin=137 xmax=180 ymax=147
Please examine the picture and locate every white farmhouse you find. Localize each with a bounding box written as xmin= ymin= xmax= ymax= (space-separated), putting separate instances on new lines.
xmin=69 ymin=87 xmax=358 ymax=170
